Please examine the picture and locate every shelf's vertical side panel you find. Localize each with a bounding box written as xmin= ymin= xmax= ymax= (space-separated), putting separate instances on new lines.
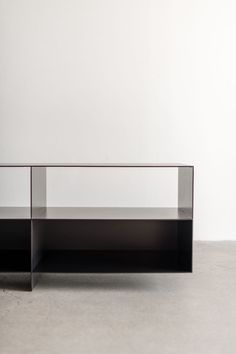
xmin=0 ymin=167 xmax=32 ymax=291
xmin=178 ymin=166 xmax=194 ymax=217
xmin=178 ymin=167 xmax=194 ymax=272
xmin=30 ymin=167 xmax=47 ymax=290
xmin=31 ymin=167 xmax=47 ymax=219
xmin=178 ymin=220 xmax=193 ymax=272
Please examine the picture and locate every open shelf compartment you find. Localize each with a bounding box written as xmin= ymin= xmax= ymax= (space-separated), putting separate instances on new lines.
xmin=33 ymin=219 xmax=192 ymax=273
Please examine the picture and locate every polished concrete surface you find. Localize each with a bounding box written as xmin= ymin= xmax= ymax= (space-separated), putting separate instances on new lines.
xmin=1 ymin=242 xmax=236 ymax=354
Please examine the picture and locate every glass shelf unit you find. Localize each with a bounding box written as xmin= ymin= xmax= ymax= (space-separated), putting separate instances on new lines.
xmin=0 ymin=163 xmax=194 ymax=291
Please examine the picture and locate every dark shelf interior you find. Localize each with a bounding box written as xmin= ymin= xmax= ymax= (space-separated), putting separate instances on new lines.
xmin=32 ymin=219 xmax=192 ymax=274
xmin=0 ymin=219 xmax=192 ymax=275
xmin=0 ymin=250 xmax=30 ymax=272
xmin=0 ymin=220 xmax=31 ymax=272
xmin=36 ymin=250 xmax=191 ymax=273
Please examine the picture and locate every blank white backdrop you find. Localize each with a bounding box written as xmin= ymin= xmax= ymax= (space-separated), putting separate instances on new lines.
xmin=0 ymin=0 xmax=236 ymax=240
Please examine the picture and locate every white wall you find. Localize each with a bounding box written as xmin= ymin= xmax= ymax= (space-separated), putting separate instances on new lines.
xmin=0 ymin=0 xmax=236 ymax=240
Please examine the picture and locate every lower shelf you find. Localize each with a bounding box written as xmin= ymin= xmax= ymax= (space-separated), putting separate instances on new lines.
xmin=35 ymin=250 xmax=192 ymax=273
xmin=0 ymin=218 xmax=192 ymax=290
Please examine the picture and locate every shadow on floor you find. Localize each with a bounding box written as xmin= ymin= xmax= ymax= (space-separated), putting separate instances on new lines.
xmin=0 ymin=273 xmax=179 ymax=292
xmin=0 ymin=273 xmax=31 ymax=292
xmin=36 ymin=273 xmax=157 ymax=291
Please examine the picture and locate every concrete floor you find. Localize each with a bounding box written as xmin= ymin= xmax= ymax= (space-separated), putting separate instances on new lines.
xmin=0 ymin=242 xmax=236 ymax=354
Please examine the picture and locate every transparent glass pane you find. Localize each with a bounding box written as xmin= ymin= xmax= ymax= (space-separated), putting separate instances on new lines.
xmin=0 ymin=167 xmax=30 ymax=219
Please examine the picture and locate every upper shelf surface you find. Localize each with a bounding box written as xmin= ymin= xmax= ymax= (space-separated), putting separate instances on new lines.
xmin=0 ymin=163 xmax=193 ymax=168
xmin=0 ymin=207 xmax=193 ymax=220
xmin=32 ymin=207 xmax=193 ymax=220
